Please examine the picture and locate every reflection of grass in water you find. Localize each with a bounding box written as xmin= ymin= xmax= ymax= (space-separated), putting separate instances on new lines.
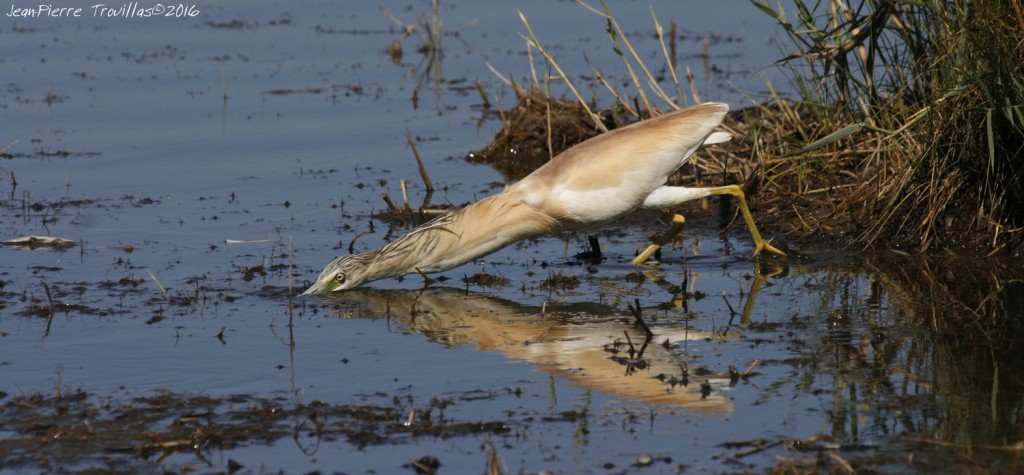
xmin=766 ymin=255 xmax=1024 ymax=471
xmin=867 ymin=255 xmax=1024 ymax=445
xmin=382 ymin=0 xmax=444 ymax=99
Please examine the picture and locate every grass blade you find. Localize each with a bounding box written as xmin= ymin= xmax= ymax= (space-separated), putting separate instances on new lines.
xmin=750 ymin=0 xmax=780 ymax=20
xmin=986 ymin=108 xmax=995 ymax=172
xmin=783 ymin=122 xmax=865 ymax=157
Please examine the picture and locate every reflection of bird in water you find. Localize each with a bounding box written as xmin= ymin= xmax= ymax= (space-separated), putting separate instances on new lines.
xmin=328 ymin=287 xmax=738 ymax=410
xmin=305 ymin=102 xmax=785 ymax=294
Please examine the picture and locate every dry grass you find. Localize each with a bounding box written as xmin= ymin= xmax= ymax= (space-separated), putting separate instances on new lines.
xmin=468 ymin=80 xmax=617 ymax=181
xmin=491 ymin=0 xmax=1024 ymax=254
xmin=752 ymin=0 xmax=1024 ymax=253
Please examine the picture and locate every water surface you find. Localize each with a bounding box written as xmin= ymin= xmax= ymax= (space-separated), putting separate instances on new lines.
xmin=2 ymin=1 xmax=1022 ymax=473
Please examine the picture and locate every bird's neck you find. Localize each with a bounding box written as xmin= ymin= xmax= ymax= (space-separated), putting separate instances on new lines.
xmin=366 ymin=192 xmax=560 ymax=280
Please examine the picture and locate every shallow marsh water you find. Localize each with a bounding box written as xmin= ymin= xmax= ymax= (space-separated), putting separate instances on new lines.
xmin=2 ymin=1 xmax=1023 ymax=473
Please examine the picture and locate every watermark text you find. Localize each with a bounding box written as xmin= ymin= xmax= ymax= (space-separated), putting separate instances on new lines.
xmin=7 ymin=3 xmax=200 ymax=19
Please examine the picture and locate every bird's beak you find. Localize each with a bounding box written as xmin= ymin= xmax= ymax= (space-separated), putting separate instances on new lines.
xmin=301 ymin=281 xmax=327 ymax=296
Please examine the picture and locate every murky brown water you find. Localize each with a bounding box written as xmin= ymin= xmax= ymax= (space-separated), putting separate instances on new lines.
xmin=2 ymin=1 xmax=1023 ymax=473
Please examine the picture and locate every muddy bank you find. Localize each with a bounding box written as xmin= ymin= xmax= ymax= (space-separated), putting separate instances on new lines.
xmin=0 ymin=387 xmax=523 ymax=473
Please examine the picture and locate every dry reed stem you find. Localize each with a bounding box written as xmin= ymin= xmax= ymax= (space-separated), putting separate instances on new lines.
xmin=651 ymin=8 xmax=685 ymax=107
xmin=584 ymin=53 xmax=637 ymax=116
xmin=518 ymin=10 xmax=607 ymax=132
xmin=585 ymin=0 xmax=679 ymax=111
xmin=406 ymin=132 xmax=435 ymax=192
xmin=381 ymin=193 xmax=398 ymax=211
xmin=490 ymin=1 xmax=1024 ymax=253
xmin=400 ymin=179 xmax=411 ymax=211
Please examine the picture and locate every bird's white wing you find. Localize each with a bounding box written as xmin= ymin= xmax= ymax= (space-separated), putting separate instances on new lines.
xmin=512 ymin=103 xmax=730 ymax=225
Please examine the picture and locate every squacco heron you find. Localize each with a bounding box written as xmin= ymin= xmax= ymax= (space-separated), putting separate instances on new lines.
xmin=304 ymin=102 xmax=784 ymax=294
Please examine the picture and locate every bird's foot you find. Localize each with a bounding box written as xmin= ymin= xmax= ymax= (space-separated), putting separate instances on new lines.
xmin=632 ymin=214 xmax=687 ymax=266
xmin=753 ymin=239 xmax=787 ymax=259
xmin=631 ymin=245 xmax=661 ymax=266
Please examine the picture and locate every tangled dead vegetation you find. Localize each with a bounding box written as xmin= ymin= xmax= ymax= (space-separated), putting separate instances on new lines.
xmin=469 ymin=0 xmax=1024 ymax=255
xmin=468 ymin=80 xmax=617 ymax=182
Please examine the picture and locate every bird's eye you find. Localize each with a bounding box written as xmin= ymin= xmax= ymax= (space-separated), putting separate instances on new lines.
xmin=335 ymin=273 xmax=346 ymax=283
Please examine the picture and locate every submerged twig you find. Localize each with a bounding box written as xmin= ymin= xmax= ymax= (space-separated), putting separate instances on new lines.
xmin=400 ymin=179 xmax=411 ymax=211
xmin=146 ymin=268 xmax=167 ymax=295
xmin=474 ymin=79 xmax=491 ymax=108
xmin=381 ymin=193 xmax=398 ymax=211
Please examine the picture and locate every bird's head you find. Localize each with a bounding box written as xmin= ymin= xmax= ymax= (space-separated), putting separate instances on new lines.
xmin=302 ymin=252 xmax=377 ymax=295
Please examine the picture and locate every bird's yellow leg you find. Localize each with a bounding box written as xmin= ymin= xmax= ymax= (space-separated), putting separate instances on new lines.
xmin=632 ymin=214 xmax=687 ymax=265
xmin=706 ymin=185 xmax=786 ymax=258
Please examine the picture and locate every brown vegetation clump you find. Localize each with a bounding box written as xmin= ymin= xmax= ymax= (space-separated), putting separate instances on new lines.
xmin=468 ymin=80 xmax=618 ymax=181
